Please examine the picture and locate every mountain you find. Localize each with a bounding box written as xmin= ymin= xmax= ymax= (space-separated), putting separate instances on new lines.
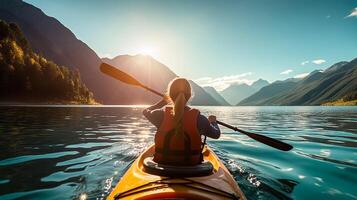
xmin=203 ymin=86 xmax=230 ymax=106
xmin=102 ymin=55 xmax=221 ymax=105
xmin=251 ymin=79 xmax=270 ymax=90
xmin=270 ymin=59 xmax=357 ymax=105
xmin=0 ymin=0 xmax=220 ymax=105
xmin=0 ymin=20 xmax=94 ymax=104
xmin=220 ymin=84 xmax=255 ymax=105
xmin=238 ymin=80 xmax=299 ymax=106
xmin=324 ymin=61 xmax=349 ymax=73
xmin=220 ymin=79 xmax=269 ymax=105
xmin=239 ymin=59 xmax=357 ymax=105
xmin=0 ymin=0 xmax=113 ymax=102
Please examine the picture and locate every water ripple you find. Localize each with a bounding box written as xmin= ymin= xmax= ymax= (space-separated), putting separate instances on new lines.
xmin=0 ymin=106 xmax=356 ymax=200
xmin=0 ymin=151 xmax=79 ymax=166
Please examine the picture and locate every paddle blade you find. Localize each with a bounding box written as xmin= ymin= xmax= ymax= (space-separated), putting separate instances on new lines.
xmin=100 ymin=63 xmax=142 ymax=86
xmin=244 ymin=131 xmax=293 ymax=151
xmin=216 ymin=120 xmax=293 ymax=151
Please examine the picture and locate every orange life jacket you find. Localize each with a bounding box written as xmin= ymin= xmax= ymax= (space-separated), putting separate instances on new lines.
xmin=154 ymin=106 xmax=202 ymax=166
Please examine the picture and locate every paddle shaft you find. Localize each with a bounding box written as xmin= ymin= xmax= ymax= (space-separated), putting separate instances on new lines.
xmin=216 ymin=121 xmax=292 ymax=151
xmin=142 ymin=85 xmax=164 ymax=97
xmin=100 ymin=63 xmax=293 ymax=151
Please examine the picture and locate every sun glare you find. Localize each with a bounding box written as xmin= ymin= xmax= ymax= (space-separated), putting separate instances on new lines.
xmin=137 ymin=46 xmax=159 ymax=58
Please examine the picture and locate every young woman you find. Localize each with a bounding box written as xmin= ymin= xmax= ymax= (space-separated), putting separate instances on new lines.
xmin=143 ymin=78 xmax=221 ymax=166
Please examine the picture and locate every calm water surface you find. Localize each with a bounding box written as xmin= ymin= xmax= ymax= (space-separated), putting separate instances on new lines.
xmin=0 ymin=106 xmax=356 ymax=200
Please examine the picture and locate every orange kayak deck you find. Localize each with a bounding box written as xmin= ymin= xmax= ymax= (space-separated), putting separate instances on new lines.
xmin=107 ymin=144 xmax=246 ymax=200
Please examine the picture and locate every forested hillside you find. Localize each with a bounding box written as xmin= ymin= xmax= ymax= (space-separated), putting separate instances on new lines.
xmin=0 ymin=0 xmax=221 ymax=105
xmin=0 ymin=20 xmax=95 ymax=104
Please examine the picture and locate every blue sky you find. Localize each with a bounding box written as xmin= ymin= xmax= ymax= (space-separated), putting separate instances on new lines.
xmin=25 ymin=0 xmax=357 ymax=90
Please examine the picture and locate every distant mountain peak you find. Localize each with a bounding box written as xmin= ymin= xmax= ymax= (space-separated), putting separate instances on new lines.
xmin=255 ymin=78 xmax=268 ymax=82
xmin=324 ymin=61 xmax=348 ymax=73
xmin=229 ymin=83 xmax=250 ymax=87
xmin=221 ymin=83 xmax=257 ymax=105
xmin=203 ymin=86 xmax=230 ymax=106
xmin=274 ymin=77 xmax=302 ymax=84
xmin=218 ymin=78 xmax=269 ymax=105
xmin=102 ymin=55 xmax=221 ymax=105
xmin=307 ymin=69 xmax=322 ymax=76
xmin=350 ymin=58 xmax=357 ymax=65
xmin=251 ymin=79 xmax=269 ymax=90
xmin=240 ymin=57 xmax=357 ymax=106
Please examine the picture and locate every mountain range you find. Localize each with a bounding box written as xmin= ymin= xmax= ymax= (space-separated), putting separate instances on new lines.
xmin=238 ymin=60 xmax=357 ymax=105
xmin=203 ymin=87 xmax=230 ymax=106
xmin=220 ymin=79 xmax=269 ymax=105
xmin=0 ymin=0 xmax=220 ymax=105
xmin=1 ymin=0 xmax=356 ymax=106
xmin=102 ymin=55 xmax=220 ymax=105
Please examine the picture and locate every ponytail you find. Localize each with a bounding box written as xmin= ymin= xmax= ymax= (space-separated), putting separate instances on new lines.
xmin=173 ymin=92 xmax=186 ymax=134
xmin=167 ymin=77 xmax=192 ymax=134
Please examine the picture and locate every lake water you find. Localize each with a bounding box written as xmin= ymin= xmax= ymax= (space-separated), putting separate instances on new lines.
xmin=0 ymin=106 xmax=356 ymax=200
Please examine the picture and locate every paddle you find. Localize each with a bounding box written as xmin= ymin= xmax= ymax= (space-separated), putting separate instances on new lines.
xmin=100 ymin=62 xmax=293 ymax=151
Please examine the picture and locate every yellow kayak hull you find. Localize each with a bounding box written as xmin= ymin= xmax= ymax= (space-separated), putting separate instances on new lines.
xmin=107 ymin=144 xmax=246 ymax=200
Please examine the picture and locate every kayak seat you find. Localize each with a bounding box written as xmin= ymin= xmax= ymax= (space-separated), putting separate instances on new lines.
xmin=143 ymin=156 xmax=214 ymax=177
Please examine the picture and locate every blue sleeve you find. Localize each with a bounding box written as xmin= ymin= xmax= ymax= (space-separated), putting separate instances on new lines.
xmin=143 ymin=108 xmax=164 ymax=128
xmin=197 ymin=114 xmax=221 ymax=139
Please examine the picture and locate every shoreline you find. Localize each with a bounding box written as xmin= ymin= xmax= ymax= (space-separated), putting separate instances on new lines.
xmin=0 ymin=100 xmax=100 ymax=106
xmin=0 ymin=102 xmax=356 ymax=107
xmin=322 ymin=100 xmax=357 ymax=106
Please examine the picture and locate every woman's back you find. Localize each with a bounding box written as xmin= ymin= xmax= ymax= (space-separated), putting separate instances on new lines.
xmin=143 ymin=78 xmax=220 ymax=166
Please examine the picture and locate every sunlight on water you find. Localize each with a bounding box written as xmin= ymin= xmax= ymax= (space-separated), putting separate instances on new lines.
xmin=0 ymin=106 xmax=356 ymax=200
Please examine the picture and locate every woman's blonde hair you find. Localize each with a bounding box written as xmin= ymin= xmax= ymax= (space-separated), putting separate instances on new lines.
xmin=167 ymin=78 xmax=192 ymax=134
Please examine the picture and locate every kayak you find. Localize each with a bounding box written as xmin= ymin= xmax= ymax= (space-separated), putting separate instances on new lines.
xmin=107 ymin=144 xmax=246 ymax=200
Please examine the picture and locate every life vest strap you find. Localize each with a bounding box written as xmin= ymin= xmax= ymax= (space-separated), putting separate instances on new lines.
xmin=162 ymin=128 xmax=194 ymax=162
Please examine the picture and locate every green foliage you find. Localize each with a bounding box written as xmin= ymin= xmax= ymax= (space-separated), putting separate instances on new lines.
xmin=343 ymin=91 xmax=357 ymax=101
xmin=0 ymin=20 xmax=95 ymax=104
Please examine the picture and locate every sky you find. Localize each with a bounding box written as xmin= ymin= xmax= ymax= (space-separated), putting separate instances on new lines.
xmin=25 ymin=0 xmax=357 ymax=91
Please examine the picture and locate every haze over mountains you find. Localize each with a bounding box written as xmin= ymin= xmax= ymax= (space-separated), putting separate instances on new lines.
xmin=0 ymin=0 xmax=219 ymax=105
xmin=1 ymin=0 xmax=356 ymax=106
xmin=238 ymin=79 xmax=299 ymax=106
xmin=102 ymin=55 xmax=220 ymax=105
xmin=202 ymin=60 xmax=356 ymax=106
xmin=239 ymin=60 xmax=357 ymax=105
xmin=203 ymin=87 xmax=230 ymax=106
xmin=220 ymin=79 xmax=269 ymax=105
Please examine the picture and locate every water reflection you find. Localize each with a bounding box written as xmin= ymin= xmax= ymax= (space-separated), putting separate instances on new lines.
xmin=0 ymin=106 xmax=356 ymax=200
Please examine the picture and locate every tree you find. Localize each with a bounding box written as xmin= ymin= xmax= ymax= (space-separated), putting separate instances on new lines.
xmin=0 ymin=20 xmax=95 ymax=104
